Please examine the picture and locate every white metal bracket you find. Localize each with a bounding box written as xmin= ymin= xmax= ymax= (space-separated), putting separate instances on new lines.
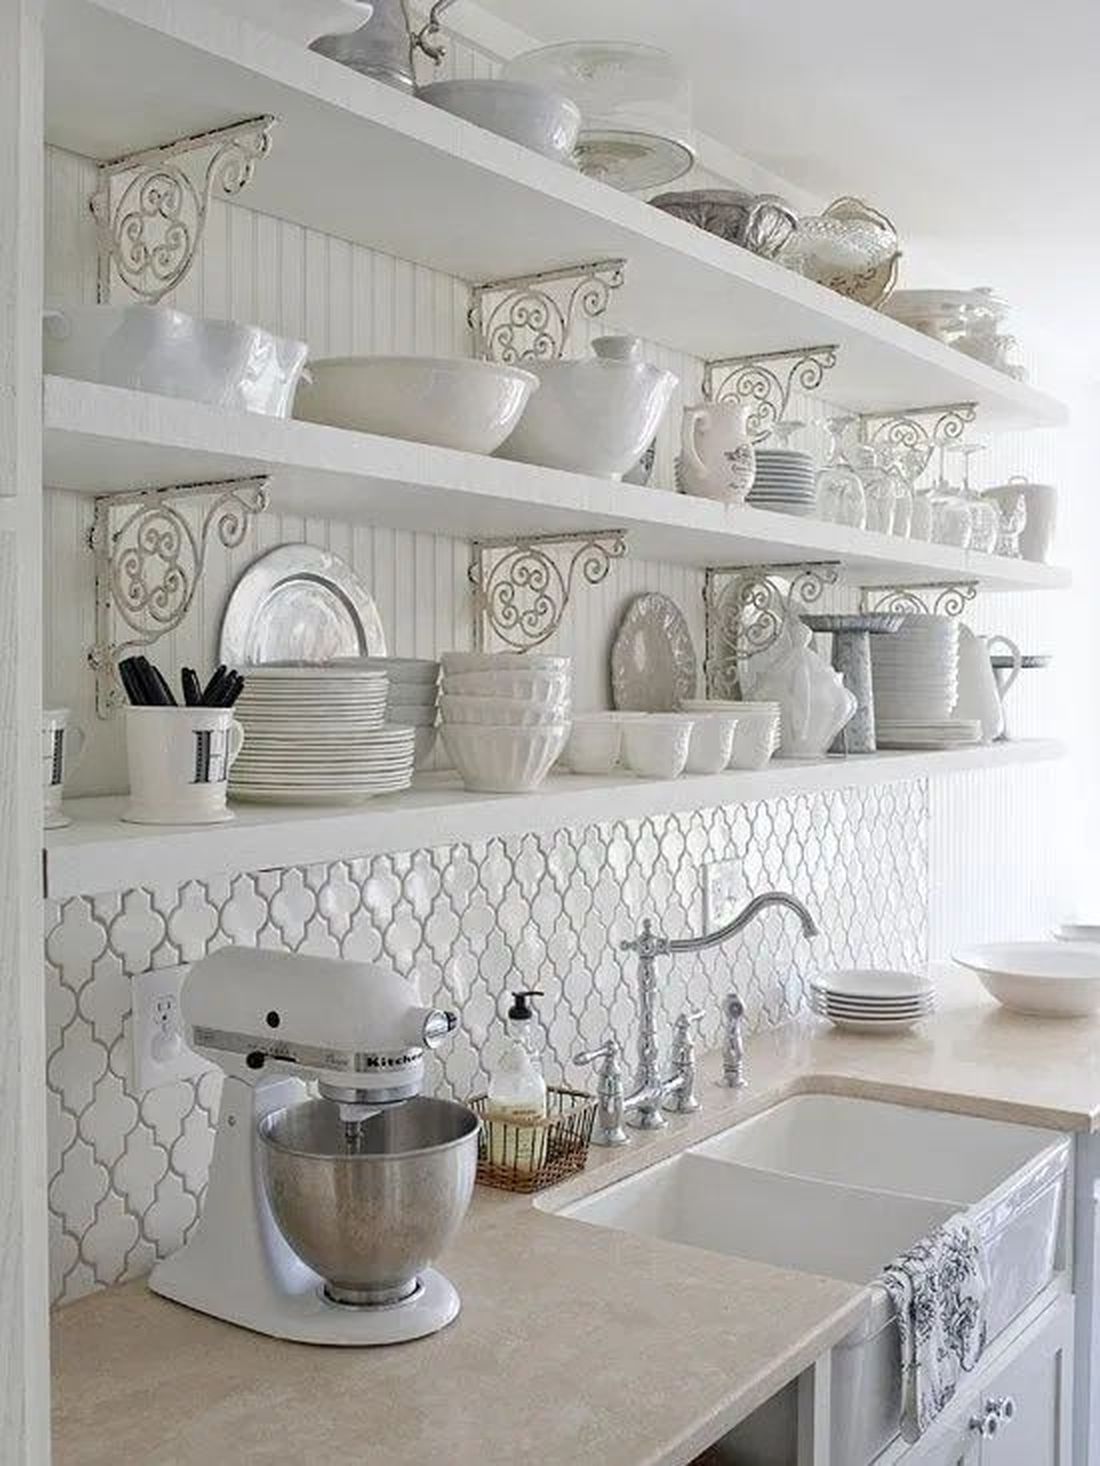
xmin=859 ymin=581 xmax=979 ymax=617
xmin=89 ymin=476 xmax=269 ymax=716
xmin=704 ymin=561 xmax=841 ymax=698
xmin=469 ymin=530 xmax=628 ymax=651
xmin=857 ymin=402 xmax=978 ymax=485
xmin=91 ymin=115 xmax=278 ymax=304
xmin=702 ymin=345 xmax=839 ymax=444
xmin=468 ymin=259 xmax=627 ymax=363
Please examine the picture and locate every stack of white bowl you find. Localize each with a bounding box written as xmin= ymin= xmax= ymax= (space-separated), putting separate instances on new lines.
xmin=870 ymin=614 xmax=979 ymax=749
xmin=809 ymin=969 xmax=935 ymax=1033
xmin=681 ymin=699 xmax=781 ymax=770
xmin=231 ymin=664 xmax=415 ymax=804
xmin=439 ymin=653 xmax=572 ymax=792
xmin=345 ymin=657 xmax=440 ymax=769
xmin=748 ymin=448 xmax=817 ymax=516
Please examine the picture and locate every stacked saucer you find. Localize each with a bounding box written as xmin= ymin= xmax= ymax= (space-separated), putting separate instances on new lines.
xmin=748 ymin=448 xmax=817 ymax=516
xmin=870 ymin=614 xmax=977 ymax=748
xmin=231 ymin=664 xmax=416 ymax=804
xmin=810 ymin=969 xmax=935 ymax=1032
xmin=343 ymin=656 xmax=440 ymax=769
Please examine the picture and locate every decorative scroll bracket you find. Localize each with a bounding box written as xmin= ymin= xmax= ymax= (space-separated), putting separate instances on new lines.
xmin=857 ymin=402 xmax=978 ymax=486
xmin=702 ymin=345 xmax=839 ymax=444
xmin=89 ymin=476 xmax=269 ymax=716
xmin=859 ymin=581 xmax=979 ymax=618
xmin=91 ymin=115 xmax=278 ymax=304
xmin=469 ymin=530 xmax=628 ymax=652
xmin=468 ymin=259 xmax=627 ymax=364
xmin=703 ymin=561 xmax=841 ymax=698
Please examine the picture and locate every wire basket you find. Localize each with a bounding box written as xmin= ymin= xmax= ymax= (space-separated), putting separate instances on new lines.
xmin=470 ymin=1086 xmax=597 ymax=1194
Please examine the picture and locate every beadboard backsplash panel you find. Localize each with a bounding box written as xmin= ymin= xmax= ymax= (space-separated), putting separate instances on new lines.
xmin=45 ymin=779 xmax=927 ymax=1304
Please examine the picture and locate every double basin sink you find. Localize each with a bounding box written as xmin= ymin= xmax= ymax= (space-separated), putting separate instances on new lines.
xmin=541 ymin=1094 xmax=1070 ymax=1464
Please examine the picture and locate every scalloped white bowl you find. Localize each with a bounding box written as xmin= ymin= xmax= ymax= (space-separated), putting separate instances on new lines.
xmin=442 ymin=669 xmax=571 ymax=701
xmin=442 ymin=722 xmax=570 ymax=792
xmin=440 ymin=694 xmax=568 ymax=727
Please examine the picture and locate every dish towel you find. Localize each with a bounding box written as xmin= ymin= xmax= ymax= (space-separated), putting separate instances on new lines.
xmin=882 ymin=1214 xmax=989 ymax=1442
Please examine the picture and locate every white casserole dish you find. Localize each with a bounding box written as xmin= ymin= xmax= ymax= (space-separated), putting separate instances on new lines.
xmin=43 ymin=304 xmax=309 ymax=417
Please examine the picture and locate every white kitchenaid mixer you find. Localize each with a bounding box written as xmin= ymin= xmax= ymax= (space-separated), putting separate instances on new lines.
xmin=149 ymin=947 xmax=478 ymax=1346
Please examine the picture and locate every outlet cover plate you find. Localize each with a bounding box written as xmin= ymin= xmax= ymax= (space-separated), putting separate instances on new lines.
xmin=131 ymin=963 xmax=213 ymax=1095
xmin=703 ymin=859 xmax=744 ymax=932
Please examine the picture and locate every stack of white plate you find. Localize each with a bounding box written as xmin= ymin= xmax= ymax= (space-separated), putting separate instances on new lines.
xmin=439 ymin=652 xmax=572 ymax=792
xmin=231 ymin=664 xmax=415 ymax=804
xmin=870 ymin=614 xmax=977 ymax=749
xmin=748 ymin=448 xmax=817 ymax=517
xmin=810 ymin=969 xmax=935 ymax=1032
xmin=342 ymin=656 xmax=439 ymax=769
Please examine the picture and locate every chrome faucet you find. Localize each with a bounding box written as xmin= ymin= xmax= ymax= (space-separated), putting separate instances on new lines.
xmin=575 ymin=891 xmax=817 ymax=1143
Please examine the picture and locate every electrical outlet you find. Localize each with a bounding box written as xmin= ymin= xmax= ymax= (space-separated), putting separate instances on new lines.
xmin=702 ymin=859 xmax=743 ymax=932
xmin=131 ymin=963 xmax=213 ymax=1095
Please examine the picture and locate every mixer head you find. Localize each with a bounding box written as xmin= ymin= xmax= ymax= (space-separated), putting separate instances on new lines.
xmin=180 ymin=947 xmax=458 ymax=1106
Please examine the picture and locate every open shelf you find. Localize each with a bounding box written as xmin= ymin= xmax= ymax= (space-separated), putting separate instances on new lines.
xmin=44 ymin=0 xmax=1066 ymax=430
xmin=44 ymin=377 xmax=1070 ymax=589
xmin=46 ymin=740 xmax=1064 ymax=899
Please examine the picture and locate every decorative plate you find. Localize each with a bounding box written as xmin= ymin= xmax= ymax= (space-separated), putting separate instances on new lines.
xmin=611 ymin=593 xmax=698 ymax=711
xmin=219 ymin=544 xmax=387 ymax=667
xmin=779 ymin=196 xmax=900 ymax=309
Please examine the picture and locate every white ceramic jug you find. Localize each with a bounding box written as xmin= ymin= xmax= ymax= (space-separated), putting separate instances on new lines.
xmin=755 ymin=620 xmax=857 ymax=758
xmin=678 ymin=400 xmax=756 ymax=503
xmin=954 ymin=627 xmax=1021 ymax=743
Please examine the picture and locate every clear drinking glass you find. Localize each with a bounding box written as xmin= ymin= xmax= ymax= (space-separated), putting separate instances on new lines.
xmin=948 ymin=443 xmax=998 ymax=554
xmin=816 ymin=416 xmax=866 ymax=528
xmin=993 ymin=492 xmax=1028 ymax=557
xmin=850 ymin=442 xmax=897 ymax=534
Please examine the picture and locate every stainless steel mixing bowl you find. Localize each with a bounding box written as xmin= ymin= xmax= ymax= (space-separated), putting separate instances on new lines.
xmin=258 ymin=1096 xmax=479 ymax=1306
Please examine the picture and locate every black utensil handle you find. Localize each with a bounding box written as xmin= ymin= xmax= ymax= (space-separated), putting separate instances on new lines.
xmin=201 ymin=665 xmax=228 ymax=707
xmin=131 ymin=657 xmax=164 ymax=706
xmin=181 ymin=668 xmax=202 ymax=707
xmin=117 ymin=657 xmax=144 ymax=705
xmin=146 ymin=662 xmax=178 ymax=708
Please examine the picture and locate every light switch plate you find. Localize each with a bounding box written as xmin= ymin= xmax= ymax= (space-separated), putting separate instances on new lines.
xmin=131 ymin=963 xmax=213 ymax=1095
xmin=702 ymin=859 xmax=743 ymax=932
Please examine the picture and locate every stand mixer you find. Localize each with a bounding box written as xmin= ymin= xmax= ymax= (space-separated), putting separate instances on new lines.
xmin=149 ymin=947 xmax=478 ymax=1346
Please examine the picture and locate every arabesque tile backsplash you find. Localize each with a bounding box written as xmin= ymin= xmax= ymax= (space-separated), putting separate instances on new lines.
xmin=46 ymin=781 xmax=926 ymax=1304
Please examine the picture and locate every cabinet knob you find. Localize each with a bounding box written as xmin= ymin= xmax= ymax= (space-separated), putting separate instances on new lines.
xmin=986 ymin=1395 xmax=1016 ymax=1422
xmin=969 ymin=1411 xmax=999 ymax=1438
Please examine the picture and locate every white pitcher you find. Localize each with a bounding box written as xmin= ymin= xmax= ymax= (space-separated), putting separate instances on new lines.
xmin=954 ymin=627 xmax=1020 ymax=743
xmin=678 ymin=400 xmax=756 ymax=503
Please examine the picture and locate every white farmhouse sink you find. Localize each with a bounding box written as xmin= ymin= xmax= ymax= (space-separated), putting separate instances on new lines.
xmin=548 ymin=1093 xmax=1070 ymax=1466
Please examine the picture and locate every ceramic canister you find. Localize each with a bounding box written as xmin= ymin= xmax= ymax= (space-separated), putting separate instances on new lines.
xmin=42 ymin=706 xmax=85 ymax=829
xmin=123 ymin=706 xmax=245 ymax=825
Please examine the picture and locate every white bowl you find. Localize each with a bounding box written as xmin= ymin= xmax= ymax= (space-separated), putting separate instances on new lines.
xmin=729 ymin=709 xmax=781 ymax=770
xmin=43 ymin=304 xmax=308 ymax=416
xmin=499 ymin=356 xmax=678 ymax=479
xmin=440 ymin=652 xmax=570 ymax=676
xmin=417 ymin=80 xmax=581 ymax=163
xmin=440 ymin=693 xmax=567 ymax=727
xmin=685 ymin=713 xmax=738 ymax=774
xmin=621 ymin=716 xmax=693 ymax=779
xmin=955 ymin=941 xmax=1100 ymax=1017
xmin=442 ymin=669 xmax=571 ymax=700
xmin=387 ymin=704 xmax=439 ymax=727
xmin=442 ymin=722 xmax=569 ymax=792
xmin=215 ymin=0 xmax=371 ymax=46
xmin=295 ymin=356 xmax=538 ymax=453
xmin=564 ymin=717 xmax=622 ymax=774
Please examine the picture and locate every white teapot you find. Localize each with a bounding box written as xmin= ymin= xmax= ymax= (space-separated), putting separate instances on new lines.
xmin=677 ymin=399 xmax=756 ymax=503
xmin=755 ymin=620 xmax=857 ymax=759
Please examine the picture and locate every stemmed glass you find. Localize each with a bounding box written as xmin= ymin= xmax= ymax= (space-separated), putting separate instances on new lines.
xmin=949 ymin=443 xmax=999 ymax=554
xmin=816 ymin=415 xmax=866 ymax=528
xmin=928 ymin=445 xmax=972 ymax=549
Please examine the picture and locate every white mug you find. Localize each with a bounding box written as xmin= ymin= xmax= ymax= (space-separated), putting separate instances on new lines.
xmin=42 ymin=707 xmax=86 ymax=829
xmin=123 ymin=707 xmax=245 ymax=825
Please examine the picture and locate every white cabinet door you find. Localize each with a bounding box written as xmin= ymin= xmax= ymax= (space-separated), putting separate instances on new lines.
xmin=979 ymin=1299 xmax=1073 ymax=1466
xmin=898 ymin=1415 xmax=981 ymax=1466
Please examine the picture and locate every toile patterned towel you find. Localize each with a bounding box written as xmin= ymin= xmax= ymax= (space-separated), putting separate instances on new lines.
xmin=882 ymin=1214 xmax=989 ymax=1442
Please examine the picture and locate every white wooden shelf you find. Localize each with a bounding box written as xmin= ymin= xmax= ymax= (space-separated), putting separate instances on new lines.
xmin=46 ymin=740 xmax=1064 ymax=899
xmin=44 ymin=0 xmax=1066 ymax=430
xmin=43 ymin=378 xmax=1070 ymax=590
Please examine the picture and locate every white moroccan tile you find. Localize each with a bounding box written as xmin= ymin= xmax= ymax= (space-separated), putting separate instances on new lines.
xmin=108 ymin=889 xmax=166 ymax=974
xmin=167 ymin=881 xmax=221 ymax=961
xmin=46 ymin=898 xmax=107 ymax=987
xmin=50 ymin=1136 xmax=109 ymax=1237
xmin=220 ymin=874 xmax=267 ymax=946
xmin=47 ymin=1016 xmax=108 ymax=1115
xmin=84 ymin=1192 xmax=140 ymax=1287
xmin=170 ymin=1108 xmax=215 ymax=1195
xmin=141 ymin=1079 xmax=194 ymax=1148
xmin=79 ymin=1069 xmax=139 ymax=1168
xmin=113 ymin=1122 xmax=169 ymax=1217
xmin=145 ymin=1170 xmax=198 ymax=1258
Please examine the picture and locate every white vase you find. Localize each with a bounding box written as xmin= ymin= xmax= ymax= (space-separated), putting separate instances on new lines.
xmin=755 ymin=621 xmax=858 ymax=759
xmin=677 ymin=400 xmax=756 ymax=503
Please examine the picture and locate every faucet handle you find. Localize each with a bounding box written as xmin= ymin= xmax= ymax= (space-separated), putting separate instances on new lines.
xmin=666 ymin=1011 xmax=703 ymax=1114
xmin=573 ymin=1038 xmax=629 ymax=1147
xmin=720 ymin=988 xmax=747 ymax=1089
xmin=620 ymin=917 xmax=670 ymax=958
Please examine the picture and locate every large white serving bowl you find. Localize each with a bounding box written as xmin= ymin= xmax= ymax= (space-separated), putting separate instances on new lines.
xmin=216 ymin=0 xmax=371 ymax=46
xmin=955 ymin=941 xmax=1100 ymax=1017
xmin=295 ymin=356 xmax=538 ymax=453
xmin=417 ymin=80 xmax=581 ymax=163
xmin=499 ymin=355 xmax=678 ymax=478
xmin=43 ymin=304 xmax=308 ymax=416
xmin=442 ymin=721 xmax=570 ymax=792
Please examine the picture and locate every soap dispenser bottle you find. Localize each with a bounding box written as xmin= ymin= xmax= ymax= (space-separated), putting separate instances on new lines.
xmin=486 ymin=989 xmax=547 ymax=1173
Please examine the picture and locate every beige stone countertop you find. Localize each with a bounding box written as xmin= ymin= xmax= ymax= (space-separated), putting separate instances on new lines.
xmin=51 ymin=967 xmax=1100 ymax=1466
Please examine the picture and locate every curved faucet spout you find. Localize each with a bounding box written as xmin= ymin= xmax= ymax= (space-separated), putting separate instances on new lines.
xmin=665 ymin=890 xmax=818 ymax=955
